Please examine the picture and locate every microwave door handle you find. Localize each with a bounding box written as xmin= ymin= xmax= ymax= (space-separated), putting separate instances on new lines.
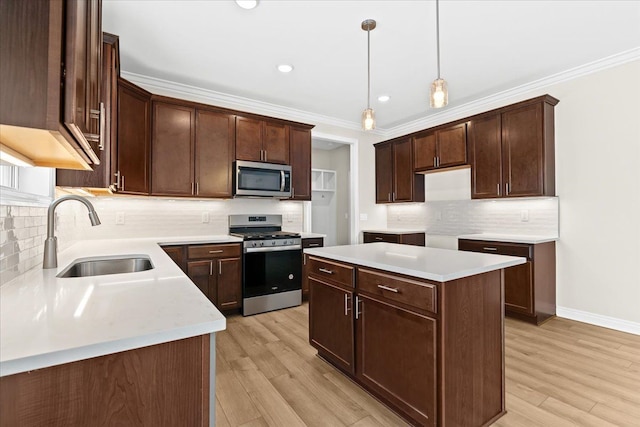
xmin=280 ymin=170 xmax=285 ymax=191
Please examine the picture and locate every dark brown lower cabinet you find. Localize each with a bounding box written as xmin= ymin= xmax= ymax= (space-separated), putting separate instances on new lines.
xmin=307 ymin=256 xmax=505 ymax=427
xmin=164 ymin=243 xmax=242 ymax=311
xmin=0 ymin=335 xmax=210 ymax=427
xmin=363 ymin=231 xmax=425 ymax=246
xmin=458 ymin=239 xmax=556 ymax=324
xmin=302 ymin=237 xmax=324 ymax=298
xmin=308 ymin=276 xmax=354 ymax=374
xmin=356 ymin=295 xmax=436 ymax=427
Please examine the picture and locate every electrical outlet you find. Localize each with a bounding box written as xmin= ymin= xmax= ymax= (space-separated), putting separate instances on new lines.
xmin=115 ymin=212 xmax=125 ymax=225
xmin=520 ymin=209 xmax=529 ymax=222
xmin=201 ymin=212 xmax=210 ymax=223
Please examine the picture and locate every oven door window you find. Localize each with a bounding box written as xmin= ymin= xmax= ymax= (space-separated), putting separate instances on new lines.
xmin=238 ymin=167 xmax=283 ymax=192
xmin=243 ymin=249 xmax=302 ymax=298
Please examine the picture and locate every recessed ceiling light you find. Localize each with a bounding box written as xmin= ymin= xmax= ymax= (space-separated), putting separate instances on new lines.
xmin=277 ymin=64 xmax=294 ymax=73
xmin=378 ymin=95 xmax=390 ymax=103
xmin=235 ymin=0 xmax=258 ymax=10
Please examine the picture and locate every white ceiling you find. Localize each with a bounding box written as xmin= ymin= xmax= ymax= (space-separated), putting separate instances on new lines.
xmin=103 ymin=1 xmax=640 ymax=130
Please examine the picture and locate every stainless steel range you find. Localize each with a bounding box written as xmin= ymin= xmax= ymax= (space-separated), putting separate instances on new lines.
xmin=229 ymin=214 xmax=302 ymax=316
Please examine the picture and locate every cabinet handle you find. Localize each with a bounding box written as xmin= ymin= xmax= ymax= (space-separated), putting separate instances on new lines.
xmin=388 ymin=193 xmax=391 ymax=202
xmin=318 ymin=268 xmax=333 ymax=275
xmin=264 ymin=150 xmax=267 ymax=162
xmin=218 ymin=260 xmax=222 ymax=275
xmin=377 ymin=284 xmax=399 ymax=293
xmin=506 ymin=182 xmax=510 ymax=195
xmin=355 ymin=296 xmax=362 ymax=319
xmin=434 ymin=156 xmax=437 ymax=168
xmin=292 ymin=187 xmax=295 ymax=198
xmin=121 ymin=175 xmax=125 ymax=191
xmin=437 ymin=156 xmax=440 ymax=167
xmin=374 ymin=237 xmax=384 ymax=241
xmin=483 ymin=247 xmax=498 ymax=251
xmin=114 ymin=170 xmax=121 ymax=190
xmin=196 ymin=182 xmax=199 ymax=195
xmin=209 ymin=261 xmax=213 ymax=276
xmin=392 ymin=192 xmax=396 ymax=201
xmin=307 ymin=243 xmax=320 ymax=247
xmin=191 ymin=182 xmax=195 ymax=195
xmin=209 ymin=250 xmax=224 ymax=254
xmin=344 ymin=294 xmax=351 ymax=316
xmin=497 ymin=183 xmax=500 ymax=196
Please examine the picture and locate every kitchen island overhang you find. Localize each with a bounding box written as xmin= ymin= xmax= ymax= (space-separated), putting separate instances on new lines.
xmin=304 ymin=242 xmax=526 ymax=427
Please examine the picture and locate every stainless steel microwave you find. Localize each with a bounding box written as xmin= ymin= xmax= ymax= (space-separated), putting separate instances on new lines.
xmin=234 ymin=160 xmax=292 ymax=198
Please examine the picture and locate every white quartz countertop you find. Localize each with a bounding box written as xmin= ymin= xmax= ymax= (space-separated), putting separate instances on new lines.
xmin=362 ymin=228 xmax=426 ymax=235
xmin=304 ymin=242 xmax=525 ymax=282
xmin=0 ymin=235 xmax=235 ymax=377
xmin=297 ymin=232 xmax=326 ymax=239
xmin=457 ymin=233 xmax=558 ymax=244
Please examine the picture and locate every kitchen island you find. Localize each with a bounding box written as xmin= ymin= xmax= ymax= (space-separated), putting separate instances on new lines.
xmin=0 ymin=235 xmax=240 ymax=426
xmin=304 ymin=242 xmax=526 ymax=427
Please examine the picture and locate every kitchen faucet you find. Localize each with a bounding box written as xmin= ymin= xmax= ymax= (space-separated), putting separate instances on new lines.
xmin=43 ymin=195 xmax=101 ymax=269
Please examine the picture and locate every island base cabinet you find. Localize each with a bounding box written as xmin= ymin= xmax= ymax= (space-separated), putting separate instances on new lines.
xmin=356 ymin=295 xmax=436 ymax=427
xmin=308 ymin=277 xmax=354 ymax=374
xmin=0 ymin=335 xmax=210 ymax=427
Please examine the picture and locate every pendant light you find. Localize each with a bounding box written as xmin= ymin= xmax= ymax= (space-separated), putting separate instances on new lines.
xmin=361 ymin=19 xmax=376 ymax=131
xmin=430 ymin=0 xmax=448 ymax=108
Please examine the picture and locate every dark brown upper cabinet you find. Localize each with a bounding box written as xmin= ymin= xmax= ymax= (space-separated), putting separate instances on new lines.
xmin=235 ymin=116 xmax=289 ymax=164
xmin=57 ymin=33 xmax=119 ymax=191
xmin=116 ymin=78 xmax=151 ymax=195
xmin=413 ymin=123 xmax=467 ymax=172
xmin=151 ymin=99 xmax=236 ymax=198
xmin=289 ymin=126 xmax=312 ymax=200
xmin=0 ymin=0 xmax=103 ymax=170
xmin=468 ymin=95 xmax=558 ymax=199
xmin=375 ymin=139 xmax=425 ymax=204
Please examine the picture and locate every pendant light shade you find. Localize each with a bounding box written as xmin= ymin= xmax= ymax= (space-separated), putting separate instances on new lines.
xmin=430 ymin=0 xmax=448 ymax=109
xmin=361 ymin=19 xmax=376 ymax=131
xmin=362 ymin=108 xmax=375 ymax=131
xmin=430 ymin=78 xmax=448 ymax=109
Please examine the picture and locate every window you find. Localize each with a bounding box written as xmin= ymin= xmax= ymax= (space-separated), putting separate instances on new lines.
xmin=0 ymin=162 xmax=54 ymax=206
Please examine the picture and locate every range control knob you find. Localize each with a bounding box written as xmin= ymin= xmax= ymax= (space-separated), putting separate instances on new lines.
xmin=259 ymin=241 xmax=264 ymax=247
xmin=272 ymin=240 xmax=276 ymax=246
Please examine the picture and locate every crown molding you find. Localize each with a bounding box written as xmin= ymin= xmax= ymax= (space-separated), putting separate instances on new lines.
xmin=120 ymin=71 xmax=384 ymax=134
xmin=384 ymin=47 xmax=640 ymax=138
xmin=122 ymin=48 xmax=639 ymax=139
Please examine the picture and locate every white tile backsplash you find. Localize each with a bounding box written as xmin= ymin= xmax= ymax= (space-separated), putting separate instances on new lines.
xmin=387 ymin=197 xmax=559 ymax=237
xmin=56 ymin=196 xmax=305 ymax=241
xmin=0 ymin=205 xmax=47 ymax=283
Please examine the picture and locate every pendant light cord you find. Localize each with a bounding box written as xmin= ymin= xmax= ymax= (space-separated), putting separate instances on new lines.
xmin=436 ymin=0 xmax=441 ymax=79
xmin=367 ymin=27 xmax=371 ymax=109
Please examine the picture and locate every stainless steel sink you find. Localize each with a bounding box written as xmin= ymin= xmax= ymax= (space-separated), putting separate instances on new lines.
xmin=57 ymin=255 xmax=154 ymax=278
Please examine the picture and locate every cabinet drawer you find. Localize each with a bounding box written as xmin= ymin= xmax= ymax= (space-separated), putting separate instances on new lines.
xmin=307 ymin=256 xmax=354 ymax=288
xmin=458 ymin=239 xmax=531 ymax=260
xmin=302 ymin=238 xmax=324 ymax=249
xmin=188 ymin=243 xmax=241 ymax=259
xmin=358 ymin=268 xmax=437 ymax=313
xmin=363 ymin=232 xmax=400 ymax=244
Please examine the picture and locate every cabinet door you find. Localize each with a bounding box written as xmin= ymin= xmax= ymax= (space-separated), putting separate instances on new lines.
xmin=502 ymin=103 xmax=544 ymax=197
xmin=263 ymin=122 xmax=289 ymax=164
xmin=356 ymin=295 xmax=436 ymax=427
xmin=289 ymin=127 xmax=312 ymax=200
xmin=162 ymin=245 xmax=186 ymax=273
xmin=187 ymin=260 xmax=213 ymax=303
xmin=309 ymin=277 xmax=354 ymax=374
xmin=216 ymin=257 xmax=242 ymax=310
xmin=195 ymin=110 xmax=235 ymax=198
xmin=468 ymin=114 xmax=502 ymax=199
xmin=375 ymin=143 xmax=394 ymax=203
xmin=437 ymin=123 xmax=467 ymax=168
xmin=413 ymin=133 xmax=437 ymax=171
xmin=393 ymin=138 xmax=415 ymax=202
xmin=117 ymin=79 xmax=151 ymax=194
xmin=235 ymin=116 xmax=262 ymax=162
xmin=63 ymin=0 xmax=101 ymax=163
xmin=151 ymin=102 xmax=195 ymax=196
xmin=504 ymin=261 xmax=534 ymax=314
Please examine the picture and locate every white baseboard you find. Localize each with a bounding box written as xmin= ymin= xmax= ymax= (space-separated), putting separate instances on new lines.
xmin=556 ymin=306 xmax=640 ymax=336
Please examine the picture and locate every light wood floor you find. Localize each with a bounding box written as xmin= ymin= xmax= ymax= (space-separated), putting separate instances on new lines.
xmin=215 ymin=303 xmax=640 ymax=427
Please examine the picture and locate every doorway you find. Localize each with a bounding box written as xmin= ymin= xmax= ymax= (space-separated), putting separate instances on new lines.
xmin=306 ymin=132 xmax=358 ymax=246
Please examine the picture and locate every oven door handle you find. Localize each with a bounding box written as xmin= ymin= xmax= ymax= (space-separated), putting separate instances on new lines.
xmin=245 ymin=245 xmax=302 ymax=253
